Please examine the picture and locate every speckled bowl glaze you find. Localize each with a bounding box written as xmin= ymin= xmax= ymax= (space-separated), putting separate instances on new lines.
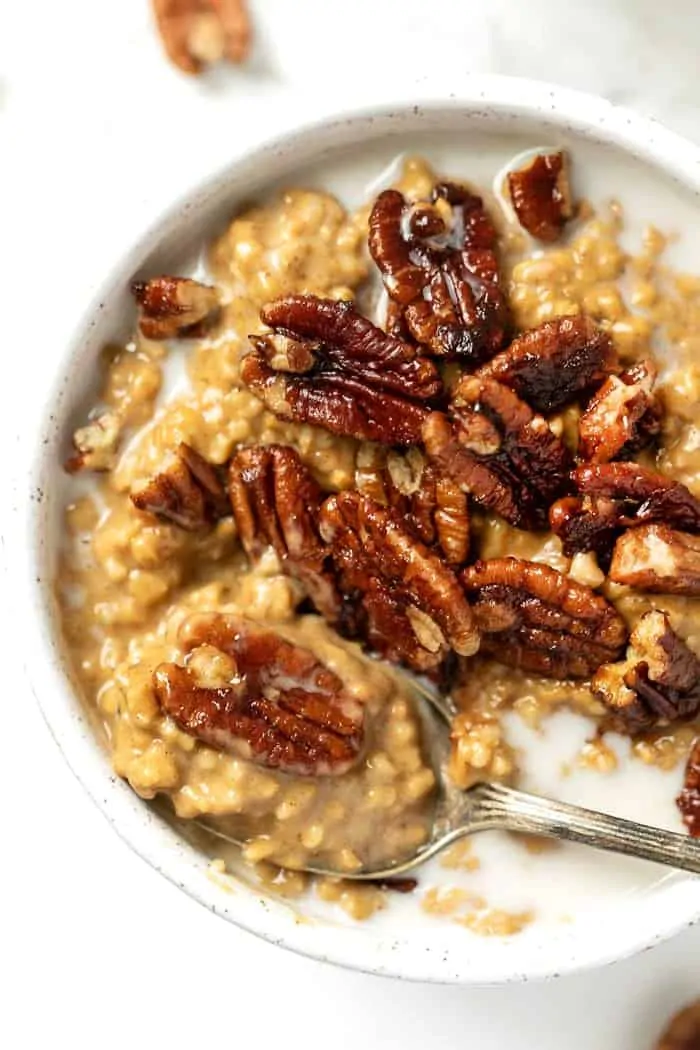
xmin=20 ymin=77 xmax=700 ymax=984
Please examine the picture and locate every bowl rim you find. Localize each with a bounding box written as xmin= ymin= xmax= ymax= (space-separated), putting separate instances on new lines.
xmin=17 ymin=74 xmax=700 ymax=985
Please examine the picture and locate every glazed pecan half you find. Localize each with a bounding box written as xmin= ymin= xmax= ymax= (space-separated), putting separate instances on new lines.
xmin=151 ymin=0 xmax=251 ymax=75
xmin=578 ymin=360 xmax=661 ymax=463
xmin=591 ymin=611 xmax=700 ymax=733
xmin=461 ymin=557 xmax=627 ymax=678
xmin=507 ymin=152 xmax=573 ymax=242
xmin=242 ymin=296 xmax=439 ymax=446
xmin=228 ymin=444 xmax=340 ymax=620
xmin=551 ymin=462 xmax=700 ymax=562
xmin=369 ymin=184 xmax=508 ymax=363
xmin=477 ymin=315 xmax=616 ymax=414
xmin=609 ymin=525 xmax=700 ymax=596
xmin=154 ymin=614 xmax=364 ymax=776
xmin=318 ymin=491 xmax=480 ymax=672
xmin=64 ymin=411 xmax=122 ymax=474
xmin=678 ymin=742 xmax=700 ymax=838
xmin=131 ymin=442 xmax=229 ymax=530
xmin=355 ymin=446 xmax=470 ymax=566
xmin=131 ymin=276 xmax=220 ymax=340
xmin=423 ymin=376 xmax=571 ymax=530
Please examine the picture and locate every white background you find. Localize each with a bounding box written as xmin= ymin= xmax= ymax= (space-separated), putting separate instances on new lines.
xmin=2 ymin=2 xmax=700 ymax=1047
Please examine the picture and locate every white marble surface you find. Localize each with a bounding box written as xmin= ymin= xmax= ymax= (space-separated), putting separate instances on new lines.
xmin=2 ymin=1 xmax=700 ymax=1047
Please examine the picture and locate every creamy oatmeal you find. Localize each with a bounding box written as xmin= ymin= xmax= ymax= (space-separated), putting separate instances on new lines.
xmin=58 ymin=147 xmax=700 ymax=928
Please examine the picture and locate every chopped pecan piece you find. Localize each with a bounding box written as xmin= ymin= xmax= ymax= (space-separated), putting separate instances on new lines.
xmin=318 ymin=492 xmax=480 ymax=672
xmin=609 ymin=525 xmax=700 ymax=596
xmin=578 ymin=360 xmax=661 ymax=463
xmin=549 ymin=495 xmax=620 ymax=566
xmin=461 ymin=557 xmax=627 ymax=678
xmin=151 ymin=0 xmax=251 ymax=75
xmin=657 ymin=999 xmax=700 ymax=1050
xmin=477 ymin=315 xmax=616 ymax=414
xmin=507 ymin=152 xmax=573 ymax=242
xmin=355 ymin=446 xmax=470 ymax=566
xmin=591 ymin=611 xmax=700 ymax=733
xmin=423 ymin=376 xmax=571 ymax=530
xmin=154 ymin=614 xmax=364 ymax=776
xmin=131 ymin=442 xmax=229 ymax=530
xmin=228 ymin=444 xmax=340 ymax=620
xmin=131 ymin=276 xmax=220 ymax=339
xmin=64 ymin=411 xmax=121 ymax=473
xmin=256 ymin=295 xmax=442 ymax=400
xmin=241 ymin=353 xmax=429 ymax=446
xmin=369 ymin=185 xmax=508 ymax=363
xmin=678 ymin=742 xmax=700 ymax=838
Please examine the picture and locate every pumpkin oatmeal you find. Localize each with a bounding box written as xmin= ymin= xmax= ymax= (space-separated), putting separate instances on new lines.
xmin=58 ymin=147 xmax=700 ymax=926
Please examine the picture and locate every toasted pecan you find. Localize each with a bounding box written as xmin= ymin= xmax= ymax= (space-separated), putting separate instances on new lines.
xmin=461 ymin=557 xmax=627 ymax=678
xmin=655 ymin=999 xmax=700 ymax=1049
xmin=678 ymin=742 xmax=700 ymax=838
xmin=507 ymin=152 xmax=573 ymax=242
xmin=64 ymin=411 xmax=122 ymax=474
xmin=132 ymin=276 xmax=220 ymax=339
xmin=150 ymin=0 xmax=251 ymax=75
xmin=131 ymin=442 xmax=229 ymax=530
xmin=578 ymin=360 xmax=661 ymax=463
xmin=609 ymin=525 xmax=700 ymax=596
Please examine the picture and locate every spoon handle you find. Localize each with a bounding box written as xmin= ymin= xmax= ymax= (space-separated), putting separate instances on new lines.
xmin=467 ymin=782 xmax=700 ymax=874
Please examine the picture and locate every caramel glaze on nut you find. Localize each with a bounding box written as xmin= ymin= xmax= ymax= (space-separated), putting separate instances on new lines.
xmin=578 ymin=359 xmax=661 ymax=463
xmin=507 ymin=152 xmax=573 ymax=242
xmin=318 ymin=491 xmax=480 ymax=674
xmin=131 ymin=276 xmax=220 ymax=340
xmin=154 ymin=614 xmax=365 ymax=776
xmin=592 ymin=611 xmax=700 ymax=734
xmin=678 ymin=742 xmax=700 ymax=838
xmin=461 ymin=557 xmax=627 ymax=679
xmin=131 ymin=442 xmax=229 ymax=530
xmin=609 ymin=524 xmax=700 ymax=596
xmin=423 ymin=376 xmax=571 ymax=531
xmin=369 ymin=183 xmax=508 ymax=364
xmin=477 ymin=315 xmax=617 ymax=414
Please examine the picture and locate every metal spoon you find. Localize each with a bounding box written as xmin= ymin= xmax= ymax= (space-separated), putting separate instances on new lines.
xmin=197 ymin=681 xmax=700 ymax=880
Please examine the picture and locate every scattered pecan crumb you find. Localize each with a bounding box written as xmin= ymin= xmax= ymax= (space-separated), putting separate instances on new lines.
xmin=369 ymin=184 xmax=508 ymax=363
xmin=355 ymin=446 xmax=470 ymax=566
xmin=131 ymin=276 xmax=220 ymax=340
xmin=154 ymin=613 xmax=365 ymax=776
xmin=64 ymin=411 xmax=122 ymax=474
xmin=477 ymin=315 xmax=616 ymax=414
xmin=228 ymin=444 xmax=340 ymax=620
xmin=461 ymin=557 xmax=627 ymax=678
xmin=591 ymin=611 xmax=700 ymax=733
xmin=578 ymin=359 xmax=661 ymax=463
xmin=609 ymin=524 xmax=700 ymax=596
xmin=655 ymin=998 xmax=700 ymax=1049
xmin=151 ymin=0 xmax=251 ymax=75
xmin=368 ymin=877 xmax=418 ymax=894
xmin=678 ymin=741 xmax=700 ymax=838
xmin=318 ymin=491 xmax=480 ymax=673
xmin=131 ymin=442 xmax=229 ymax=530
xmin=507 ymin=152 xmax=573 ymax=242
xmin=423 ymin=376 xmax=571 ymax=530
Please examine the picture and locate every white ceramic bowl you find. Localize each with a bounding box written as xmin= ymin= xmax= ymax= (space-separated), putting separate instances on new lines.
xmin=19 ymin=77 xmax=700 ymax=984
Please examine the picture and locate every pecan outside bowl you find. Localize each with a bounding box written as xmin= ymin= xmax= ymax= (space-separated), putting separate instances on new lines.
xmin=17 ymin=79 xmax=700 ymax=985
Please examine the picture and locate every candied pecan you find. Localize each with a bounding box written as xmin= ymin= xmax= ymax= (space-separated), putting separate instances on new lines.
xmin=241 ymin=353 xmax=429 ymax=446
xmin=461 ymin=557 xmax=627 ymax=678
xmin=64 ymin=411 xmax=121 ymax=474
xmin=549 ymin=495 xmax=620 ymax=566
xmin=507 ymin=152 xmax=573 ymax=242
xmin=154 ymin=614 xmax=364 ymax=776
xmin=573 ymin=462 xmax=700 ymax=532
xmin=151 ymin=0 xmax=251 ymax=75
xmin=477 ymin=315 xmax=616 ymax=414
xmin=318 ymin=492 xmax=480 ymax=672
xmin=423 ymin=376 xmax=571 ymax=530
xmin=131 ymin=442 xmax=229 ymax=530
xmin=257 ymin=295 xmax=442 ymax=400
xmin=578 ymin=360 xmax=661 ymax=463
xmin=656 ymin=1000 xmax=700 ymax=1050
xmin=228 ymin=444 xmax=340 ymax=620
xmin=355 ymin=446 xmax=470 ymax=566
xmin=678 ymin=742 xmax=700 ymax=838
xmin=591 ymin=611 xmax=700 ymax=733
xmin=609 ymin=525 xmax=700 ymax=596
xmin=131 ymin=276 xmax=220 ymax=340
xmin=369 ymin=185 xmax=507 ymax=363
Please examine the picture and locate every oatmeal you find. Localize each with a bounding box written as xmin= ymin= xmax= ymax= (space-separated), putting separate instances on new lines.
xmin=58 ymin=147 xmax=700 ymax=926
